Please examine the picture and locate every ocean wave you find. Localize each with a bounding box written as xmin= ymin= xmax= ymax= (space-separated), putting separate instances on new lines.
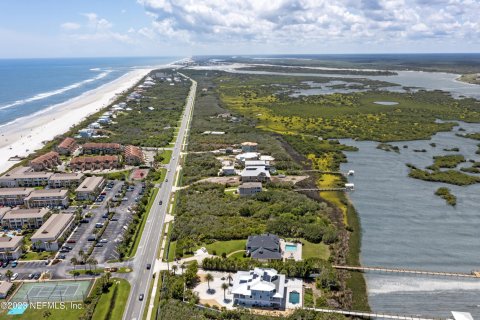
xmin=369 ymin=277 xmax=480 ymax=295
xmin=0 ymin=70 xmax=112 ymax=111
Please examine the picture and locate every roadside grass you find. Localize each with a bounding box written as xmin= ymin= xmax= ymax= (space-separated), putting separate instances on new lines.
xmin=301 ymin=239 xmax=330 ymax=260
xmin=92 ymin=278 xmax=130 ymax=320
xmin=159 ymin=149 xmax=173 ymax=164
xmin=69 ymin=267 xmax=132 ymax=276
xmin=166 ymin=240 xmax=177 ymax=262
xmin=126 ymin=188 xmax=159 ymax=258
xmin=152 ymin=168 xmax=166 ymax=184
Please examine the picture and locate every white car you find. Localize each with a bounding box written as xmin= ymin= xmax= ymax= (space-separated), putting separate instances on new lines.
xmin=11 ymin=273 xmax=18 ymax=281
xmin=99 ymin=239 xmax=108 ymax=243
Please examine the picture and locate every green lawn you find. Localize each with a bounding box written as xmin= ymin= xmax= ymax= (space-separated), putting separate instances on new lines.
xmin=166 ymin=240 xmax=178 ymax=262
xmin=1 ymin=305 xmax=85 ymax=319
xmin=301 ymin=239 xmax=330 ymax=260
xmin=21 ymin=251 xmax=54 ymax=261
xmin=127 ymin=188 xmax=159 ymax=258
xmin=92 ymin=278 xmax=130 ymax=320
xmin=205 ymin=239 xmax=246 ymax=256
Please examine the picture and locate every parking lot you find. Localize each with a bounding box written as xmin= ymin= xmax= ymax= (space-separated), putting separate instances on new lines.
xmin=0 ymin=261 xmax=47 ymax=281
xmin=59 ymin=180 xmax=145 ymax=265
xmin=91 ymin=182 xmax=143 ymax=263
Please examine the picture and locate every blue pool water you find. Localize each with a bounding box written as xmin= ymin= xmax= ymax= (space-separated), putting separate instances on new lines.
xmin=8 ymin=305 xmax=27 ymax=315
xmin=285 ymin=244 xmax=297 ymax=252
xmin=289 ymin=291 xmax=300 ymax=304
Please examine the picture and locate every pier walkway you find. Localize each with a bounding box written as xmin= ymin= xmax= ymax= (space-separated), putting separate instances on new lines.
xmin=333 ymin=265 xmax=479 ymax=279
xmin=295 ymin=188 xmax=347 ymax=192
xmin=303 ymin=307 xmax=451 ymax=320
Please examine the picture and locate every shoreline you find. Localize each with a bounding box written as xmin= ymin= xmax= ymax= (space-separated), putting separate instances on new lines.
xmin=0 ymin=61 xmax=181 ymax=174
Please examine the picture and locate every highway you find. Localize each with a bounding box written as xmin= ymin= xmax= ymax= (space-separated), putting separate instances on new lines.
xmin=122 ymin=73 xmax=197 ymax=320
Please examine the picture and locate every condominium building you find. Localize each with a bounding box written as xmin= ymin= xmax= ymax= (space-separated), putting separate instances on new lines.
xmin=75 ymin=176 xmax=105 ymax=201
xmin=1 ymin=208 xmax=50 ymax=229
xmin=57 ymin=137 xmax=78 ymax=155
xmin=0 ymin=236 xmax=24 ymax=260
xmin=0 ymin=167 xmax=53 ymax=187
xmin=69 ymin=155 xmax=120 ymax=171
xmin=24 ymin=189 xmax=69 ymax=209
xmin=0 ymin=187 xmax=34 ymax=206
xmin=124 ymin=145 xmax=144 ymax=165
xmin=48 ymin=172 xmax=85 ymax=188
xmin=29 ymin=151 xmax=61 ymax=171
xmin=82 ymin=142 xmax=123 ymax=155
xmin=31 ymin=213 xmax=74 ymax=251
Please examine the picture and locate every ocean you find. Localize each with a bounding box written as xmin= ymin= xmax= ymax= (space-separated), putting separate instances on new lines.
xmin=0 ymin=57 xmax=179 ymax=127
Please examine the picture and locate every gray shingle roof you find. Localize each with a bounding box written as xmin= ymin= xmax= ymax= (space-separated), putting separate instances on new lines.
xmin=247 ymin=234 xmax=282 ymax=260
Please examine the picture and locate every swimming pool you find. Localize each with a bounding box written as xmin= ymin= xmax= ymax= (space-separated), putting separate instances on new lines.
xmin=289 ymin=291 xmax=300 ymax=304
xmin=285 ymin=244 xmax=297 ymax=252
xmin=8 ymin=304 xmax=28 ymax=315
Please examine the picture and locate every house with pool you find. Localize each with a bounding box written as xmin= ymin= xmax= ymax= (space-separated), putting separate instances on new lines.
xmin=231 ymin=267 xmax=303 ymax=310
xmin=246 ymin=233 xmax=302 ymax=261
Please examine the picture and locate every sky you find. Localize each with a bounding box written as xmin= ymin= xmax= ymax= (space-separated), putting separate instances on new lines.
xmin=0 ymin=0 xmax=479 ymax=58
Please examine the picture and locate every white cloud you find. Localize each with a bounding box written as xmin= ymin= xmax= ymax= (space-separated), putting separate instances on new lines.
xmin=60 ymin=22 xmax=81 ymax=31
xmin=136 ymin=0 xmax=480 ymax=47
xmin=64 ymin=13 xmax=133 ymax=44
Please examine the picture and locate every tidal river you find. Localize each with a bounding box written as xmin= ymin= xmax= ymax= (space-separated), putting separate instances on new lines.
xmin=224 ymin=65 xmax=480 ymax=317
xmin=341 ymin=122 xmax=480 ymax=318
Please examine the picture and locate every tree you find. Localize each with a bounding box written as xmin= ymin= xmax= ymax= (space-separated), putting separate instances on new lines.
xmin=5 ymin=269 xmax=13 ymax=282
xmin=221 ymin=282 xmax=229 ymax=301
xmin=180 ymin=263 xmax=186 ymax=275
xmin=70 ymin=257 xmax=78 ymax=271
xmin=171 ymin=265 xmax=178 ymax=275
xmin=205 ymin=273 xmax=213 ymax=292
xmin=73 ymin=271 xmax=80 ymax=281
xmin=43 ymin=310 xmax=52 ymax=319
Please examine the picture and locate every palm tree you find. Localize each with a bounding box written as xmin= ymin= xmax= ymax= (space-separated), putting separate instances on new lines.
xmin=91 ymin=258 xmax=98 ymax=273
xmin=73 ymin=271 xmax=80 ymax=281
xmin=171 ymin=265 xmax=178 ymax=275
xmin=5 ymin=269 xmax=13 ymax=282
xmin=205 ymin=273 xmax=213 ymax=292
xmin=221 ymin=282 xmax=229 ymax=301
xmin=180 ymin=263 xmax=186 ymax=275
xmin=227 ymin=273 xmax=233 ymax=286
xmin=86 ymin=258 xmax=94 ymax=271
xmin=70 ymin=257 xmax=78 ymax=270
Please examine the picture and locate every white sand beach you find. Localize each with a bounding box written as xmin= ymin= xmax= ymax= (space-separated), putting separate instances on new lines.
xmin=0 ymin=67 xmax=155 ymax=174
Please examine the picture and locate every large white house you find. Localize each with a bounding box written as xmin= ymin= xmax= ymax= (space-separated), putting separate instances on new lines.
xmin=232 ymin=268 xmax=286 ymax=309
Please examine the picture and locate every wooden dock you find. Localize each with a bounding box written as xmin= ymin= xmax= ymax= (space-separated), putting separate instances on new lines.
xmin=295 ymin=188 xmax=347 ymax=192
xmin=304 ymin=308 xmax=451 ymax=320
xmin=333 ymin=265 xmax=479 ymax=279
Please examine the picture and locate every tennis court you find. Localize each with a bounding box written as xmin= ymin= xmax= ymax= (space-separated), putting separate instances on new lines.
xmin=10 ymin=280 xmax=92 ymax=303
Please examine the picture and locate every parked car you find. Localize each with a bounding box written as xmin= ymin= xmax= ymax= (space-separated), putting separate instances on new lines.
xmin=11 ymin=273 xmax=18 ymax=281
xmin=27 ymin=273 xmax=34 ymax=279
xmin=94 ymin=243 xmax=103 ymax=247
xmin=67 ymin=239 xmax=77 ymax=243
xmin=95 ymin=223 xmax=104 ymax=228
xmin=102 ymin=213 xmax=109 ymax=219
xmin=11 ymin=260 xmax=18 ymax=267
xmin=159 ymin=200 xmax=163 ymax=205
xmin=110 ymin=217 xmax=119 ymax=221
xmin=99 ymin=239 xmax=108 ymax=243
xmin=87 ymin=235 xmax=97 ymax=241
xmin=33 ymin=273 xmax=41 ymax=280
